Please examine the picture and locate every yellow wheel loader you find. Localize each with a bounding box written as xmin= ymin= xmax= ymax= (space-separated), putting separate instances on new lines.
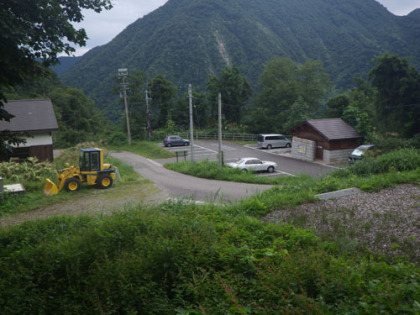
xmin=43 ymin=148 xmax=116 ymax=196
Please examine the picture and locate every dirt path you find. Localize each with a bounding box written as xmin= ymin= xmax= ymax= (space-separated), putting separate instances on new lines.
xmin=0 ymin=181 xmax=170 ymax=228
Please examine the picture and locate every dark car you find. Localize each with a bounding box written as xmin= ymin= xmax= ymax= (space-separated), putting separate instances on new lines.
xmin=163 ymin=135 xmax=190 ymax=147
xmin=349 ymin=144 xmax=375 ymax=163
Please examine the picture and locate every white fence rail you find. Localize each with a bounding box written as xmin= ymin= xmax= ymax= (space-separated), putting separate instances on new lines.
xmin=179 ymin=133 xmax=258 ymax=142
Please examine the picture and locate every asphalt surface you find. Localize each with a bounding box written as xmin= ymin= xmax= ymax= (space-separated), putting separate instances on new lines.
xmin=110 ymin=150 xmax=273 ymax=203
xmin=157 ymin=140 xmax=336 ymax=178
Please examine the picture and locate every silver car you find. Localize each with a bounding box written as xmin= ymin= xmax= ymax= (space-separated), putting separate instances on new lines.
xmin=349 ymin=144 xmax=375 ymax=163
xmin=257 ymin=134 xmax=291 ymax=149
xmin=226 ymin=157 xmax=277 ymax=173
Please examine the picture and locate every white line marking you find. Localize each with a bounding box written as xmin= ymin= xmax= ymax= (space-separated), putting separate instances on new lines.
xmin=194 ymin=144 xmax=218 ymax=154
xmin=275 ymin=170 xmax=296 ymax=176
xmin=147 ymin=159 xmax=162 ymax=167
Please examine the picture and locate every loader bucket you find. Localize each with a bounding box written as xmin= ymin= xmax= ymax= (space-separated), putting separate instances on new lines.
xmin=43 ymin=178 xmax=58 ymax=196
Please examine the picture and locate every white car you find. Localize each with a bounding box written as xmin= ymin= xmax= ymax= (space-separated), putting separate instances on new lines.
xmin=226 ymin=157 xmax=277 ymax=173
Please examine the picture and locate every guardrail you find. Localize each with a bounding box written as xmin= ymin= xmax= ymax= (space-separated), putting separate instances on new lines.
xmin=179 ymin=133 xmax=258 ymax=141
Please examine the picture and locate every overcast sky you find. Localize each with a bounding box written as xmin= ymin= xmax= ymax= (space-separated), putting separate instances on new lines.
xmin=71 ymin=0 xmax=420 ymax=56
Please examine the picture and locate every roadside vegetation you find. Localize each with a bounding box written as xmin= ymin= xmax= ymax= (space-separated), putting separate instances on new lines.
xmin=0 ymin=157 xmax=69 ymax=216
xmin=166 ymin=148 xmax=420 ymax=191
xmin=0 ymin=144 xmax=143 ymax=216
xmin=0 ymin=199 xmax=418 ymax=314
xmin=0 ymin=146 xmax=419 ymax=313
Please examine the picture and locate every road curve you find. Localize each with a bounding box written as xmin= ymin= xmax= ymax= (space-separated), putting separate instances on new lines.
xmin=110 ymin=151 xmax=273 ymax=203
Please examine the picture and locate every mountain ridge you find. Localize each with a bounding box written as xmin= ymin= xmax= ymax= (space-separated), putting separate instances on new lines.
xmin=60 ymin=0 xmax=420 ymax=119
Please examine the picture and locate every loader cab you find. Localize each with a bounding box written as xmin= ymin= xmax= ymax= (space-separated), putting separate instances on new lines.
xmin=79 ymin=149 xmax=102 ymax=172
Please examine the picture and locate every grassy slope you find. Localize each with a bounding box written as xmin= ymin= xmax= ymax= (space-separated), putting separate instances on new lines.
xmin=0 ymin=184 xmax=418 ymax=313
xmin=0 ymin=147 xmax=418 ymax=313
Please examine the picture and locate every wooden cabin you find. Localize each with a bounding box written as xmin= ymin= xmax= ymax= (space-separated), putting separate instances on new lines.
xmin=287 ymin=118 xmax=363 ymax=164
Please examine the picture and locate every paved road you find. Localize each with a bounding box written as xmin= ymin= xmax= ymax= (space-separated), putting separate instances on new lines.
xmin=157 ymin=140 xmax=336 ymax=178
xmin=110 ymin=151 xmax=273 ymax=203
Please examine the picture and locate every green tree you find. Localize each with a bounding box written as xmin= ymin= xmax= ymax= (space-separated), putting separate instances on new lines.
xmin=173 ymin=90 xmax=208 ymax=130
xmin=149 ymin=75 xmax=177 ymax=129
xmin=347 ymin=77 xmax=375 ymax=114
xmin=325 ymin=77 xmax=375 ymax=137
xmin=325 ymin=95 xmax=350 ymax=118
xmin=50 ymin=86 xmax=107 ymax=147
xmin=369 ymin=53 xmax=420 ymax=136
xmin=342 ymin=105 xmax=372 ymax=136
xmin=0 ymin=0 xmax=112 ymax=150
xmin=124 ymin=71 xmax=147 ymax=140
xmin=191 ymin=91 xmax=209 ymax=129
xmin=249 ymin=57 xmax=331 ymax=133
xmin=284 ymin=96 xmax=311 ymax=131
xmin=297 ymin=59 xmax=331 ymax=112
xmin=206 ymin=66 xmax=252 ymax=125
xmin=166 ymin=111 xmax=176 ymax=135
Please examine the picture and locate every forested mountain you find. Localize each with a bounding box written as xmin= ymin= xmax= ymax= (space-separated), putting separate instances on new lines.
xmin=60 ymin=0 xmax=420 ymax=119
xmin=52 ymin=57 xmax=79 ymax=76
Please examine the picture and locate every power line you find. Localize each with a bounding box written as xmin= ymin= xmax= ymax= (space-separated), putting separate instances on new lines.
xmin=117 ymin=68 xmax=131 ymax=146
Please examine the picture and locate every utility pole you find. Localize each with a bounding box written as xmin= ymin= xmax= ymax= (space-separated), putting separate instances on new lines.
xmin=218 ymin=92 xmax=222 ymax=168
xmin=118 ymin=68 xmax=131 ymax=146
xmin=145 ymin=88 xmax=152 ymax=141
xmin=189 ymin=84 xmax=194 ymax=165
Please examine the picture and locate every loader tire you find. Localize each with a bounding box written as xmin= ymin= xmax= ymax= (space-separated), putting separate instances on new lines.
xmin=64 ymin=177 xmax=81 ymax=192
xmin=97 ymin=174 xmax=113 ymax=189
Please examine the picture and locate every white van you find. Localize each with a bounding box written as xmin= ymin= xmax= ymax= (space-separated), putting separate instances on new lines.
xmin=257 ymin=134 xmax=291 ymax=149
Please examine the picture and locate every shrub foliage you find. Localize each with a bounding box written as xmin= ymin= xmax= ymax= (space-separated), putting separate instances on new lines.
xmin=0 ymin=148 xmax=419 ymax=313
xmin=0 ymin=157 xmax=55 ymax=183
xmin=0 ymin=205 xmax=418 ymax=314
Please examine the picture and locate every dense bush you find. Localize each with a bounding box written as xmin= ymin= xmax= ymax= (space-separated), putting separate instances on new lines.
xmin=105 ymin=131 xmax=128 ymax=146
xmin=0 ymin=157 xmax=56 ymax=183
xmin=0 ymin=204 xmax=418 ymax=314
xmin=367 ymin=134 xmax=420 ymax=153
xmin=349 ymin=148 xmax=420 ymax=176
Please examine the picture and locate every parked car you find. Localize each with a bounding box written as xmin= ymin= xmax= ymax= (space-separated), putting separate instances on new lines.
xmin=226 ymin=157 xmax=277 ymax=173
xmin=163 ymin=135 xmax=190 ymax=147
xmin=349 ymin=144 xmax=375 ymax=163
xmin=257 ymin=134 xmax=291 ymax=149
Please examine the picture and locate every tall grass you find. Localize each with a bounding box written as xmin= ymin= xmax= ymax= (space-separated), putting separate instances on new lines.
xmin=0 ymin=202 xmax=418 ymax=314
xmin=0 ymin=157 xmax=68 ymax=216
xmin=0 ymin=149 xmax=419 ymax=313
xmin=349 ymin=148 xmax=420 ymax=176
